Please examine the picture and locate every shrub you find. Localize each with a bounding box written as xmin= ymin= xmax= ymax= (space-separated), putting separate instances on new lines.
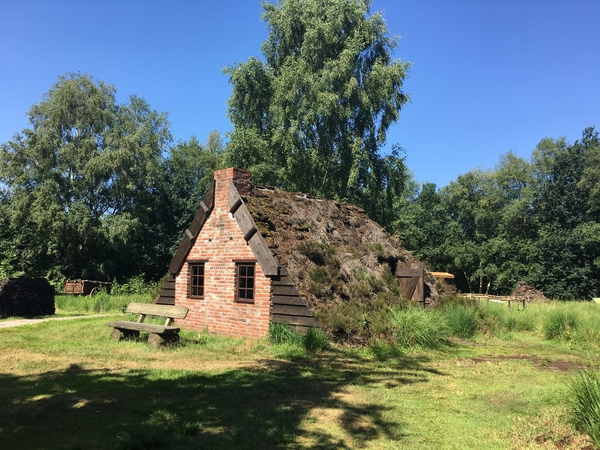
xmin=389 ymin=307 xmax=450 ymax=349
xmin=568 ymin=370 xmax=600 ymax=446
xmin=369 ymin=339 xmax=403 ymax=361
xmin=111 ymin=274 xmax=158 ymax=296
xmin=303 ymin=327 xmax=328 ymax=352
xmin=444 ymin=304 xmax=478 ymax=339
xmin=544 ymin=309 xmax=579 ymax=340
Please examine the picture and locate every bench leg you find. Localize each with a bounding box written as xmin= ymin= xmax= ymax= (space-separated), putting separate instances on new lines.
xmin=148 ymin=333 xmax=179 ymax=348
xmin=111 ymin=328 xmax=140 ymax=341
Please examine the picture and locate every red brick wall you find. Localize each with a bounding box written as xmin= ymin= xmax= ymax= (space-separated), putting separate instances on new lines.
xmin=174 ymin=168 xmax=271 ymax=338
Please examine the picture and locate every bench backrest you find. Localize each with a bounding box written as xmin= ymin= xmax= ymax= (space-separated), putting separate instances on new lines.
xmin=126 ymin=302 xmax=188 ymax=319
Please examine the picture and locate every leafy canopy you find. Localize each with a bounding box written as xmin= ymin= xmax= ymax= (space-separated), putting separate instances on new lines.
xmin=0 ymin=73 xmax=172 ymax=281
xmin=224 ymin=0 xmax=411 ymax=227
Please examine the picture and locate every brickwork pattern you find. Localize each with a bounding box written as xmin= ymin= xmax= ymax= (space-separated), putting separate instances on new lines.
xmin=174 ymin=168 xmax=271 ymax=338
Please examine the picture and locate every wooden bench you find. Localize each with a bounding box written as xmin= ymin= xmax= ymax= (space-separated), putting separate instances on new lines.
xmin=107 ymin=302 xmax=188 ymax=347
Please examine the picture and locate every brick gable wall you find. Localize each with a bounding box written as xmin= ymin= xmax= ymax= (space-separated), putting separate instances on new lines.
xmin=174 ymin=168 xmax=271 ymax=338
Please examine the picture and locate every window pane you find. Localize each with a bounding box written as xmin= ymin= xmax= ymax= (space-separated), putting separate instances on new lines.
xmin=189 ymin=263 xmax=205 ymax=298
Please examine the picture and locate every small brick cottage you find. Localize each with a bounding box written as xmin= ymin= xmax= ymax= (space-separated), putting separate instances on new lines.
xmin=155 ymin=168 xmax=317 ymax=338
xmin=155 ymin=168 xmax=427 ymax=338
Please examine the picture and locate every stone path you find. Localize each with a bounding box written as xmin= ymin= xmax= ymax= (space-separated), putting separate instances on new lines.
xmin=0 ymin=314 xmax=112 ymax=329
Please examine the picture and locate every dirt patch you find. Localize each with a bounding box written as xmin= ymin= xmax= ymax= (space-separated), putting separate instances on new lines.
xmin=545 ymin=361 xmax=589 ymax=372
xmin=464 ymin=354 xmax=592 ymax=372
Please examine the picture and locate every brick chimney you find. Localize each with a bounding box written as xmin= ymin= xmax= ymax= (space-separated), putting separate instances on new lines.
xmin=212 ymin=168 xmax=252 ymax=208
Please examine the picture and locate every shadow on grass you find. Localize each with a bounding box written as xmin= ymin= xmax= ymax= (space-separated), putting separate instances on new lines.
xmin=0 ymin=353 xmax=444 ymax=449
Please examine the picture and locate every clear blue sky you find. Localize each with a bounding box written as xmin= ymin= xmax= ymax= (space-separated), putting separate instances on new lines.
xmin=1 ymin=0 xmax=598 ymax=188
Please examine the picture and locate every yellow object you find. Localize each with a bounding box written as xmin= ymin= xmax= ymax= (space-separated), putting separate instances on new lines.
xmin=594 ymin=298 xmax=600 ymax=304
xmin=430 ymin=272 xmax=455 ymax=279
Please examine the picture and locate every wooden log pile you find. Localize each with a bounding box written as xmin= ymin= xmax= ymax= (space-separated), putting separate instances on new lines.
xmin=0 ymin=275 xmax=55 ymax=318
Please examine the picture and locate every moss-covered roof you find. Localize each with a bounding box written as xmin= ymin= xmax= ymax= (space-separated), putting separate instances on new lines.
xmin=243 ymin=184 xmax=425 ymax=343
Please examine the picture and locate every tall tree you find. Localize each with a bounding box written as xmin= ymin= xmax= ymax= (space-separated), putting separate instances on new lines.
xmin=224 ymin=0 xmax=411 ymax=227
xmin=0 ymin=73 xmax=171 ymax=281
xmin=529 ymin=129 xmax=600 ymax=299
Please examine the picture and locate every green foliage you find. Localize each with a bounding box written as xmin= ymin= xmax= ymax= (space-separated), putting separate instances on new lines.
xmin=0 ymin=73 xmax=172 ymax=282
xmin=269 ymin=323 xmax=328 ymax=354
xmin=224 ymin=0 xmax=411 ymax=229
xmin=402 ymin=127 xmax=600 ymax=301
xmin=54 ymin=292 xmax=152 ymax=314
xmin=303 ymin=327 xmax=328 ymax=353
xmin=389 ymin=307 xmax=450 ymax=349
xmin=543 ymin=309 xmax=579 ymax=341
xmin=368 ymin=338 xmax=403 ymax=361
xmin=269 ymin=323 xmax=303 ymax=346
xmin=443 ymin=304 xmax=478 ymax=339
xmin=568 ymin=370 xmax=600 ymax=446
xmin=111 ymin=274 xmax=159 ymax=297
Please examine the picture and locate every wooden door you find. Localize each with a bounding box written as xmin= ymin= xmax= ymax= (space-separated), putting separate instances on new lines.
xmin=396 ymin=262 xmax=424 ymax=305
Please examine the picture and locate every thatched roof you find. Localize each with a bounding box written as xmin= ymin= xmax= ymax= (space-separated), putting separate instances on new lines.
xmin=242 ymin=184 xmax=427 ymax=316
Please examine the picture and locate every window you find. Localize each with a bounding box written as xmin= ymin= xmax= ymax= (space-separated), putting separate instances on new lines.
xmin=189 ymin=263 xmax=205 ymax=298
xmin=236 ymin=263 xmax=255 ymax=303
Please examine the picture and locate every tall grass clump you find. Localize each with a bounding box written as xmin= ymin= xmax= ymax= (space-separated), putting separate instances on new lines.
xmin=389 ymin=307 xmax=450 ymax=349
xmin=444 ymin=304 xmax=478 ymax=338
xmin=303 ymin=327 xmax=328 ymax=353
xmin=567 ymin=370 xmax=600 ymax=446
xmin=269 ymin=323 xmax=303 ymax=346
xmin=543 ymin=308 xmax=579 ymax=340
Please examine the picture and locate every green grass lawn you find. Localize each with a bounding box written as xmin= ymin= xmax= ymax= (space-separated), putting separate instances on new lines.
xmin=0 ymin=305 xmax=598 ymax=449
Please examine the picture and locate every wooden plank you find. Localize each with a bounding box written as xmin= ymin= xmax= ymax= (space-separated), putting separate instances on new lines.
xmin=156 ymin=297 xmax=175 ymax=305
xmin=271 ymin=295 xmax=307 ymax=306
xmin=399 ymin=277 xmax=418 ymax=300
xmin=272 ymin=304 xmax=314 ymax=317
xmin=126 ymin=302 xmax=189 ymax=319
xmin=228 ymin=181 xmax=279 ymax=276
xmin=232 ymin=201 xmax=255 ymax=235
xmin=396 ymin=268 xmax=423 ymax=277
xmin=185 ymin=228 xmax=194 ymax=241
xmin=248 ymin=232 xmax=279 ymax=275
xmin=271 ymin=274 xmax=294 ymax=285
xmin=272 ymin=285 xmax=299 ymax=296
xmin=168 ymin=235 xmax=193 ymax=274
xmin=107 ymin=321 xmax=180 ymax=334
xmin=271 ymin=314 xmax=318 ymax=327
xmin=187 ymin=208 xmax=207 ymax=237
xmin=244 ymin=226 xmax=258 ymax=242
xmin=203 ymin=181 xmax=215 ymax=209
xmin=162 ymin=281 xmax=175 ymax=290
xmin=167 ymin=182 xmax=215 ymax=276
xmin=200 ymin=200 xmax=209 ymax=213
xmin=229 ymin=198 xmax=242 ymax=214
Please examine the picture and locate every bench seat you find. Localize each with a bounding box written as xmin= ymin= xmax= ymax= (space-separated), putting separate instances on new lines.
xmin=107 ymin=321 xmax=180 ymax=335
xmin=107 ymin=302 xmax=188 ymax=347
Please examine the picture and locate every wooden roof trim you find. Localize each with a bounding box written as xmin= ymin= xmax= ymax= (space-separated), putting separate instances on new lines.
xmin=228 ymin=180 xmax=280 ymax=276
xmin=167 ymin=181 xmax=215 ymax=276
